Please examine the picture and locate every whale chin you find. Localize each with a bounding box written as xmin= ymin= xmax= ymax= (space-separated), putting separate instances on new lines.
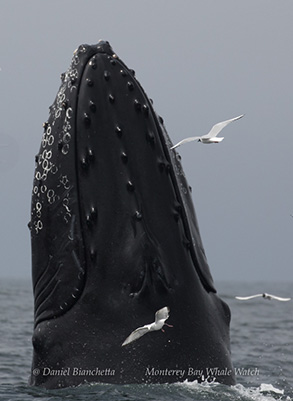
xmin=29 ymin=41 xmax=234 ymax=389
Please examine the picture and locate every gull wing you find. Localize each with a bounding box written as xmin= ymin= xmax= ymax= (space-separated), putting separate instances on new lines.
xmin=170 ymin=137 xmax=201 ymax=150
xmin=122 ymin=325 xmax=150 ymax=346
xmin=266 ymin=294 xmax=291 ymax=301
xmin=170 ymin=114 xmax=244 ymax=149
xmin=235 ymin=294 xmax=263 ymax=300
xmin=155 ymin=306 xmax=170 ymax=323
xmin=201 ymin=114 xmax=244 ymax=139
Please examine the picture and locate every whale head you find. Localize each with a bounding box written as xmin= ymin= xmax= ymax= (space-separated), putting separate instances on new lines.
xmin=29 ymin=41 xmax=234 ymax=388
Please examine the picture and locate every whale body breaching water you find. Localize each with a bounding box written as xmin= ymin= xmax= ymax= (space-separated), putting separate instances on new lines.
xmin=170 ymin=114 xmax=244 ymax=149
xmin=29 ymin=40 xmax=235 ymax=388
xmin=235 ymin=293 xmax=291 ymax=301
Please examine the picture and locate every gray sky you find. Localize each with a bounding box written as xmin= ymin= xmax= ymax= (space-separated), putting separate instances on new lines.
xmin=1 ymin=0 xmax=292 ymax=283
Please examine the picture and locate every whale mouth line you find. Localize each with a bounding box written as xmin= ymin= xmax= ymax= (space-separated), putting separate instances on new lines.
xmin=145 ymin=102 xmax=215 ymax=292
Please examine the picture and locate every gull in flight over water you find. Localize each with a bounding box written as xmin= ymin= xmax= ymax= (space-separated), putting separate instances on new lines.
xmin=122 ymin=306 xmax=172 ymax=346
xmin=170 ymin=114 xmax=244 ymax=149
xmin=235 ymin=293 xmax=291 ymax=302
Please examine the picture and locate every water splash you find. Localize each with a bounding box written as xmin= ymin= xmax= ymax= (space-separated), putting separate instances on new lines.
xmin=176 ymin=379 xmax=290 ymax=401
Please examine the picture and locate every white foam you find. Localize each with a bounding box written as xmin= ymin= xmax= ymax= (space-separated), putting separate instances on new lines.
xmin=175 ymin=379 xmax=290 ymax=401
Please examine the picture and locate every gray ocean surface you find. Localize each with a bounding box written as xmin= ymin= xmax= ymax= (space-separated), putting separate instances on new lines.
xmin=0 ymin=279 xmax=292 ymax=401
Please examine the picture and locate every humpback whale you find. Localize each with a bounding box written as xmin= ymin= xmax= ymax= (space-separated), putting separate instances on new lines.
xmin=29 ymin=41 xmax=235 ymax=388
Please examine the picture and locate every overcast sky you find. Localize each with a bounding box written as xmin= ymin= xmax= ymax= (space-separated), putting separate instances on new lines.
xmin=1 ymin=0 xmax=292 ymax=284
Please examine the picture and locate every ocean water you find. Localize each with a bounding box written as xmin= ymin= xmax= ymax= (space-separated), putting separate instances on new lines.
xmin=0 ymin=279 xmax=292 ymax=401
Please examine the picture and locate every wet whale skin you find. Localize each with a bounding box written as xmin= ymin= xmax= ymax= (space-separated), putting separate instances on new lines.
xmin=29 ymin=41 xmax=234 ymax=388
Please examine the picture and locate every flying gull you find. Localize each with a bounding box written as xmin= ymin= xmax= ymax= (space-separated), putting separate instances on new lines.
xmin=170 ymin=114 xmax=244 ymax=149
xmin=235 ymin=293 xmax=291 ymax=301
xmin=122 ymin=306 xmax=172 ymax=346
